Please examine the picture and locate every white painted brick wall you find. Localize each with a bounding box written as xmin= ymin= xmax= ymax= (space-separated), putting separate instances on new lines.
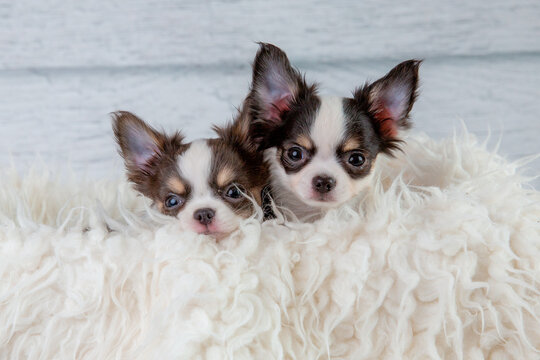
xmin=0 ymin=0 xmax=539 ymax=181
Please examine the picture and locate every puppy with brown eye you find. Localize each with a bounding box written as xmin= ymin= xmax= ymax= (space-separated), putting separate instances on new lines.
xmin=112 ymin=111 xmax=266 ymax=237
xmin=232 ymin=43 xmax=421 ymax=220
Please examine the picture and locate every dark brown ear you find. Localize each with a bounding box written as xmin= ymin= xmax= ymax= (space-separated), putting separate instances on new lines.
xmin=248 ymin=43 xmax=308 ymax=144
xmin=355 ymin=60 xmax=421 ymax=145
xmin=112 ymin=111 xmax=183 ymax=181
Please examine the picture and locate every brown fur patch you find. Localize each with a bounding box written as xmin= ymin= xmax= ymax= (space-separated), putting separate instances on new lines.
xmin=156 ymin=200 xmax=165 ymax=212
xmin=216 ymin=167 xmax=235 ymax=188
xmin=342 ymin=138 xmax=361 ymax=152
xmin=295 ymin=134 xmax=313 ymax=150
xmin=250 ymin=185 xmax=263 ymax=205
xmin=167 ymin=177 xmax=186 ymax=195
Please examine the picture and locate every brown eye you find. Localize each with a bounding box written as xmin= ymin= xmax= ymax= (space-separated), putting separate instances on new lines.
xmin=348 ymin=152 xmax=365 ymax=167
xmin=281 ymin=144 xmax=310 ymax=173
xmin=287 ymin=146 xmax=304 ymax=162
xmin=165 ymin=194 xmax=184 ymax=209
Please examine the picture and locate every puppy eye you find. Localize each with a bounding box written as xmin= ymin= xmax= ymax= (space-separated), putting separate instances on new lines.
xmin=287 ymin=146 xmax=304 ymax=162
xmin=348 ymin=152 xmax=365 ymax=167
xmin=225 ymin=184 xmax=244 ymax=200
xmin=165 ymin=194 xmax=184 ymax=209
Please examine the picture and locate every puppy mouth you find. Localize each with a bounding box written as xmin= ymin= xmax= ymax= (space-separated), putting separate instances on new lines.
xmin=192 ymin=223 xmax=232 ymax=238
xmin=304 ymin=193 xmax=338 ymax=206
xmin=199 ymin=227 xmax=222 ymax=236
xmin=313 ymin=196 xmax=334 ymax=203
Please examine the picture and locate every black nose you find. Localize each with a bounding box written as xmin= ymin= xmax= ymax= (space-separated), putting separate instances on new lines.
xmin=193 ymin=208 xmax=215 ymax=225
xmin=312 ymin=175 xmax=336 ymax=194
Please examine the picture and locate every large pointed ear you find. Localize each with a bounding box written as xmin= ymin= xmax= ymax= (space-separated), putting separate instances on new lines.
xmin=358 ymin=60 xmax=421 ymax=145
xmin=248 ymin=43 xmax=308 ymax=143
xmin=112 ymin=111 xmax=182 ymax=181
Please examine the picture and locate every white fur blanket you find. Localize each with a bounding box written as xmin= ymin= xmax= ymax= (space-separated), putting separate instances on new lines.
xmin=1 ymin=132 xmax=539 ymax=359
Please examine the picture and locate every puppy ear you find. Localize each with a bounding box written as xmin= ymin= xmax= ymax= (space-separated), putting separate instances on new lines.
xmin=112 ymin=111 xmax=181 ymax=180
xmin=357 ymin=60 xmax=421 ymax=144
xmin=249 ymin=43 xmax=307 ymax=143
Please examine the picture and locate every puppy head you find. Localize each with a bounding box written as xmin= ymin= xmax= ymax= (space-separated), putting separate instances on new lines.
xmin=247 ymin=43 xmax=420 ymax=210
xmin=113 ymin=112 xmax=261 ymax=237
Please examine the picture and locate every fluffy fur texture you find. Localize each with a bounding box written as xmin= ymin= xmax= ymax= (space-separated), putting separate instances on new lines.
xmin=0 ymin=131 xmax=539 ymax=359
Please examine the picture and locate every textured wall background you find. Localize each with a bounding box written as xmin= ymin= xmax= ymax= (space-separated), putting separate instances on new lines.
xmin=0 ymin=0 xmax=539 ymax=182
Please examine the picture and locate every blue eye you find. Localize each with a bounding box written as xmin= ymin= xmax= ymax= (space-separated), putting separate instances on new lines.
xmin=225 ymin=184 xmax=244 ymax=200
xmin=165 ymin=194 xmax=183 ymax=208
xmin=287 ymin=146 xmax=304 ymax=161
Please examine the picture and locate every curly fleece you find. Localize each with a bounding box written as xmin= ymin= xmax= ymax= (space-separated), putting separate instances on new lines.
xmin=0 ymin=131 xmax=539 ymax=359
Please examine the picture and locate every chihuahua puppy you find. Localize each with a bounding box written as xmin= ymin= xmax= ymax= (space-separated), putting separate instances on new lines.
xmin=234 ymin=43 xmax=421 ymax=220
xmin=113 ymin=111 xmax=266 ymax=237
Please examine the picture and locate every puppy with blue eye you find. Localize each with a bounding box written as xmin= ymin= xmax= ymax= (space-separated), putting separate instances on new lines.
xmin=231 ymin=43 xmax=421 ymax=220
xmin=113 ymin=112 xmax=267 ymax=237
